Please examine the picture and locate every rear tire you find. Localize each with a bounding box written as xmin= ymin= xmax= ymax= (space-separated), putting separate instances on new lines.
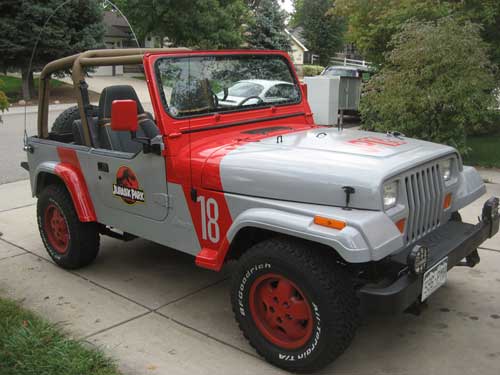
xmin=51 ymin=105 xmax=99 ymax=134
xmin=230 ymin=237 xmax=359 ymax=373
xmin=37 ymin=184 xmax=100 ymax=269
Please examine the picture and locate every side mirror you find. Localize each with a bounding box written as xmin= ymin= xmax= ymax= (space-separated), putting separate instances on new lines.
xmin=111 ymin=100 xmax=138 ymax=132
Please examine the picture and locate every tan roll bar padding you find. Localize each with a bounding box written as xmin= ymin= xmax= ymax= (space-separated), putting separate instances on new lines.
xmin=38 ymin=48 xmax=189 ymax=145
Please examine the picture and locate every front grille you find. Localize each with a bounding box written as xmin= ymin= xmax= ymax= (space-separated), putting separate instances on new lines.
xmin=404 ymin=161 xmax=444 ymax=244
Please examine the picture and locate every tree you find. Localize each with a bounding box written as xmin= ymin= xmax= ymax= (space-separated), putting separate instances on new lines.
xmin=336 ymin=0 xmax=500 ymax=69
xmin=293 ymin=0 xmax=346 ymax=66
xmin=335 ymin=0 xmax=451 ymax=65
xmin=114 ymin=0 xmax=248 ymax=49
xmin=0 ymin=0 xmax=105 ymax=101
xmin=455 ymin=0 xmax=500 ymax=75
xmin=246 ymin=0 xmax=291 ymax=50
xmin=360 ymin=18 xmax=497 ymax=154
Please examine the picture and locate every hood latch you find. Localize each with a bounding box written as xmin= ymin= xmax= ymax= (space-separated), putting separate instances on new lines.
xmin=342 ymin=186 xmax=356 ymax=210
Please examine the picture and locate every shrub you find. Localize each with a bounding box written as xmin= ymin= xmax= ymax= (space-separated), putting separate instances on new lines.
xmin=0 ymin=79 xmax=9 ymax=123
xmin=302 ymin=65 xmax=325 ymax=77
xmin=360 ymin=18 xmax=498 ymax=155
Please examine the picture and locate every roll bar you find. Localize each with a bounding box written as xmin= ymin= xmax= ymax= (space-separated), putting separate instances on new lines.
xmin=38 ymin=48 xmax=189 ymax=146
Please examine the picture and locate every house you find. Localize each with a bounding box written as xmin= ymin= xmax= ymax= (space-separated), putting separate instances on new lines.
xmin=94 ymin=10 xmax=162 ymax=76
xmin=285 ymin=27 xmax=319 ymax=66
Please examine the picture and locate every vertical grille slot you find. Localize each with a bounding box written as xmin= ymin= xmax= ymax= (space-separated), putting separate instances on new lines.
xmin=403 ymin=161 xmax=444 ymax=244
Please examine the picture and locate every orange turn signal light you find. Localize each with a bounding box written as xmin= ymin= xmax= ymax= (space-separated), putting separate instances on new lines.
xmin=443 ymin=193 xmax=452 ymax=209
xmin=313 ymin=216 xmax=346 ymax=230
xmin=395 ymin=218 xmax=406 ymax=234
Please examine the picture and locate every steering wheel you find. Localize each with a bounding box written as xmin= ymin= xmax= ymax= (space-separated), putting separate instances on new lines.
xmin=210 ymin=89 xmax=219 ymax=108
xmin=239 ymin=96 xmax=264 ymax=106
xmin=204 ymin=79 xmax=219 ymax=108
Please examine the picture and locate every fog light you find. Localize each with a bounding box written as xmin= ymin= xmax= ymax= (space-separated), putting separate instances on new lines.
xmin=408 ymin=245 xmax=429 ymax=275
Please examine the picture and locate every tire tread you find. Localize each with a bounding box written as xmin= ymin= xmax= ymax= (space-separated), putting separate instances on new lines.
xmin=231 ymin=237 xmax=359 ymax=373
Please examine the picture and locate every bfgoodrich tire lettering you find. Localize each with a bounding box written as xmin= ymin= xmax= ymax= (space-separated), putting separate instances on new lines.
xmin=37 ymin=184 xmax=100 ymax=269
xmin=230 ymin=237 xmax=359 ymax=373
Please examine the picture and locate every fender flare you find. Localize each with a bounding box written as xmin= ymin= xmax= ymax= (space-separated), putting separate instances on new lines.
xmin=35 ymin=161 xmax=96 ymax=222
xmin=451 ymin=166 xmax=486 ymax=212
xmin=225 ymin=208 xmax=373 ymax=263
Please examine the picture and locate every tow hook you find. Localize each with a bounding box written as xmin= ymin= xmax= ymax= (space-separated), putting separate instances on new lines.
xmin=457 ymin=249 xmax=480 ymax=268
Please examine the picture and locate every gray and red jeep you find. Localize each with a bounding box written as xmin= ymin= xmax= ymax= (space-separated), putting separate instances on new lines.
xmin=23 ymin=48 xmax=499 ymax=372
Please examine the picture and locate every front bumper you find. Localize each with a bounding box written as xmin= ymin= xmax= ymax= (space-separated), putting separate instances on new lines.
xmin=359 ymin=197 xmax=499 ymax=314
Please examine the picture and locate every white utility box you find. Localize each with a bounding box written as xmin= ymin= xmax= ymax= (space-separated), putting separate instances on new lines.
xmin=304 ymin=76 xmax=340 ymax=126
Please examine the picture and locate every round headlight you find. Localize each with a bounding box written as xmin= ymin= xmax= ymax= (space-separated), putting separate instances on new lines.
xmin=408 ymin=245 xmax=429 ymax=275
xmin=383 ymin=181 xmax=398 ymax=210
xmin=440 ymin=159 xmax=452 ymax=182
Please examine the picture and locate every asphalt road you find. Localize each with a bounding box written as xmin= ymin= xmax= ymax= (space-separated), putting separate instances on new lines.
xmin=0 ymin=106 xmax=66 ymax=184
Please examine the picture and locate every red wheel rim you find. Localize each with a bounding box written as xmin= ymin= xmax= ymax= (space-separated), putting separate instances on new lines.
xmin=43 ymin=203 xmax=69 ymax=254
xmin=249 ymin=273 xmax=314 ymax=350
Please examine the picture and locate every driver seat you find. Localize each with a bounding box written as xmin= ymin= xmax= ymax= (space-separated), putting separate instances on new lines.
xmin=97 ymin=85 xmax=159 ymax=153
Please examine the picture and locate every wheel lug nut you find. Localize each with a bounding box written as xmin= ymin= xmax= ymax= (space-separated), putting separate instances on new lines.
xmin=286 ymin=314 xmax=293 ymax=320
xmin=269 ymin=306 xmax=275 ymax=313
xmin=277 ymin=317 xmax=283 ymax=323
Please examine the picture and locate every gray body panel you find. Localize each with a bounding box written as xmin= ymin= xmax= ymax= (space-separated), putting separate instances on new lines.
xmin=220 ymin=165 xmax=484 ymax=263
xmin=27 ymin=138 xmax=201 ymax=255
xmin=27 ymin=125 xmax=486 ymax=265
xmin=218 ymin=128 xmax=458 ymax=210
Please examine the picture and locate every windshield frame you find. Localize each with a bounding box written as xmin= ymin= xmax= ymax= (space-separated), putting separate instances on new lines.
xmin=153 ymin=52 xmax=303 ymax=120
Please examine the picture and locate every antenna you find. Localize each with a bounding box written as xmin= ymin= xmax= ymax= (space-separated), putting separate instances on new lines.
xmin=23 ymin=0 xmax=141 ymax=148
xmin=102 ymin=0 xmax=141 ymax=49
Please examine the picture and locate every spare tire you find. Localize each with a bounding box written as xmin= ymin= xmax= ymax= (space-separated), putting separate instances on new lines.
xmin=51 ymin=105 xmax=99 ymax=134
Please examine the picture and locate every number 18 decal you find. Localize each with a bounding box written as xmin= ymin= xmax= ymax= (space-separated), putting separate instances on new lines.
xmin=197 ymin=196 xmax=220 ymax=243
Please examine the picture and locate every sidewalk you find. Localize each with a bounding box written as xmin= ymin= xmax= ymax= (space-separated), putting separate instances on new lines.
xmin=1 ymin=179 xmax=500 ymax=375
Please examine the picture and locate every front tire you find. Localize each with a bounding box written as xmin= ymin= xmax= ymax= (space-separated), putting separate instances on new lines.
xmin=230 ymin=237 xmax=359 ymax=373
xmin=37 ymin=184 xmax=100 ymax=269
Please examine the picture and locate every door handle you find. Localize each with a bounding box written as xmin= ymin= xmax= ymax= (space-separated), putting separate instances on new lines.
xmin=97 ymin=162 xmax=109 ymax=173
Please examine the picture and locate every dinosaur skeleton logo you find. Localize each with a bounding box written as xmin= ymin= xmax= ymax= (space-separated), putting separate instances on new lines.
xmin=112 ymin=166 xmax=145 ymax=204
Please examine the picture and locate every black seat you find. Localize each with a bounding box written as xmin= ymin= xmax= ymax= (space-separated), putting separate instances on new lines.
xmin=72 ymin=117 xmax=100 ymax=147
xmin=97 ymin=85 xmax=159 ymax=153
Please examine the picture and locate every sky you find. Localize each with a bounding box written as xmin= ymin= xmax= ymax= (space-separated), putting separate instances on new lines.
xmin=280 ymin=0 xmax=294 ymax=14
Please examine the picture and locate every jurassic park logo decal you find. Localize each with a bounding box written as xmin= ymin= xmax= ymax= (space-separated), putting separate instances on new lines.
xmin=112 ymin=166 xmax=145 ymax=205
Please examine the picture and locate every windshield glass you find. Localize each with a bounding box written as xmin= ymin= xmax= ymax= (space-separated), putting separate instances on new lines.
xmin=155 ymin=54 xmax=301 ymax=118
xmin=226 ymin=82 xmax=264 ymax=97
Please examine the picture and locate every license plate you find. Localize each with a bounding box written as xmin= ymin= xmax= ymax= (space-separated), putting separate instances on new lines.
xmin=421 ymin=257 xmax=448 ymax=301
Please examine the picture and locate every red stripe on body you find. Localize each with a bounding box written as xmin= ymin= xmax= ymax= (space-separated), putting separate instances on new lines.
xmin=175 ymin=127 xmax=313 ymax=271
xmin=55 ymin=148 xmax=97 ymax=222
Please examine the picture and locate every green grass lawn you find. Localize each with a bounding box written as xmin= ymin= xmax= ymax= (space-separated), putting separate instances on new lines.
xmin=0 ymin=75 xmax=65 ymax=102
xmin=0 ymin=297 xmax=121 ymax=375
xmin=464 ymin=135 xmax=500 ymax=168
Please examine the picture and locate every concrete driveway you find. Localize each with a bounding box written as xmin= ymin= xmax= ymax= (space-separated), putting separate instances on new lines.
xmin=1 ymin=179 xmax=500 ymax=375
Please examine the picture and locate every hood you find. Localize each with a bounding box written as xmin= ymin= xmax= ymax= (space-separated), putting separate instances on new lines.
xmin=203 ymin=127 xmax=457 ymax=210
